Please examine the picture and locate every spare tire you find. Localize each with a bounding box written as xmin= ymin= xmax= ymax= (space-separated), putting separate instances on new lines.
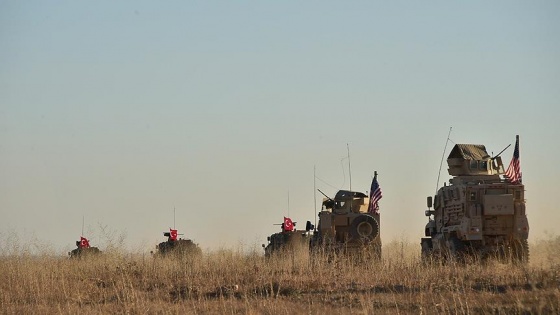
xmin=349 ymin=215 xmax=379 ymax=242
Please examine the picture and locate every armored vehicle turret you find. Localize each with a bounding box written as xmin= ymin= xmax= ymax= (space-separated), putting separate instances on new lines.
xmin=421 ymin=136 xmax=529 ymax=263
xmin=310 ymin=186 xmax=382 ymax=260
xmin=68 ymin=236 xmax=101 ymax=258
xmin=262 ymin=217 xmax=314 ymax=257
xmin=155 ymin=228 xmax=202 ymax=257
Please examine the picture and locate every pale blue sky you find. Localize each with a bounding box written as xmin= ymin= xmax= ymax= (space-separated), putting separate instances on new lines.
xmin=1 ymin=1 xmax=559 ymax=253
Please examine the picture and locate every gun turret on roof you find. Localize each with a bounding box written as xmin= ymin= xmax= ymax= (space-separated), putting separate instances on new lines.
xmin=447 ymin=144 xmax=505 ymax=177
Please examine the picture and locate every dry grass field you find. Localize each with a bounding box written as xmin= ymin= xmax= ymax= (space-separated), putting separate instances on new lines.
xmin=1 ymin=236 xmax=559 ymax=314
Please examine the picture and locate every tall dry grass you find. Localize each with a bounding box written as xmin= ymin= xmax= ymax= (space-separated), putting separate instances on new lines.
xmin=0 ymin=236 xmax=558 ymax=314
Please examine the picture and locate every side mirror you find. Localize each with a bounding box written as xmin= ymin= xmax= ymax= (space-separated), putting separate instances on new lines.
xmin=261 ymin=244 xmax=265 ymax=248
xmin=267 ymin=236 xmax=270 ymax=242
xmin=427 ymin=196 xmax=433 ymax=209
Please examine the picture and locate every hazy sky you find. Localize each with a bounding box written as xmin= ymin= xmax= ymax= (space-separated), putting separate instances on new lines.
xmin=1 ymin=1 xmax=559 ymax=254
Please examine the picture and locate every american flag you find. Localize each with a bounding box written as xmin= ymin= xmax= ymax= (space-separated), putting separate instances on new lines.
xmin=504 ymin=135 xmax=522 ymax=184
xmin=368 ymin=172 xmax=382 ymax=214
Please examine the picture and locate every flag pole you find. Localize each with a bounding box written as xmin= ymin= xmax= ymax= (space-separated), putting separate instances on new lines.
xmin=517 ymin=135 xmax=521 ymax=184
xmin=374 ymin=171 xmax=378 ymax=211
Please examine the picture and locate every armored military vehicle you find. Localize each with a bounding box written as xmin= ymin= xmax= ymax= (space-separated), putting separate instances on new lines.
xmin=262 ymin=217 xmax=314 ymax=257
xmin=155 ymin=228 xmax=202 ymax=257
xmin=421 ymin=137 xmax=529 ymax=263
xmin=68 ymin=236 xmax=101 ymax=258
xmin=310 ymin=188 xmax=382 ymax=260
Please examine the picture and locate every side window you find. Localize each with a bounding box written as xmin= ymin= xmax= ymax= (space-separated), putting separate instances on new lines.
xmin=469 ymin=160 xmax=478 ymax=169
xmin=480 ymin=161 xmax=488 ymax=170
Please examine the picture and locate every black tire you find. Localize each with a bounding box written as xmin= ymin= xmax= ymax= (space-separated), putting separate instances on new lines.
xmin=420 ymin=238 xmax=433 ymax=263
xmin=371 ymin=241 xmax=382 ymax=261
xmin=512 ymin=239 xmax=529 ymax=264
xmin=448 ymin=236 xmax=468 ymax=263
xmin=349 ymin=215 xmax=379 ymax=243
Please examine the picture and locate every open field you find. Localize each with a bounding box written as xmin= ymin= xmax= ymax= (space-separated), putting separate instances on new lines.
xmin=1 ymin=237 xmax=559 ymax=314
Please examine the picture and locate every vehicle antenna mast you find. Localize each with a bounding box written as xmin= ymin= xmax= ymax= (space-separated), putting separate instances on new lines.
xmin=347 ymin=143 xmax=353 ymax=211
xmin=435 ymin=127 xmax=453 ymax=195
xmin=347 ymin=143 xmax=352 ymax=192
xmin=313 ymin=165 xmax=317 ymax=229
xmin=287 ymin=189 xmax=290 ymax=217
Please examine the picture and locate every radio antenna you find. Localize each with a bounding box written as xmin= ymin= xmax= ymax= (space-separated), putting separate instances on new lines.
xmin=287 ymin=189 xmax=290 ymax=217
xmin=313 ymin=165 xmax=317 ymax=228
xmin=173 ymin=206 xmax=176 ymax=229
xmin=81 ymin=215 xmax=84 ymax=236
xmin=435 ymin=127 xmax=453 ymax=194
xmin=347 ymin=143 xmax=352 ymax=192
xmin=347 ymin=143 xmax=354 ymax=211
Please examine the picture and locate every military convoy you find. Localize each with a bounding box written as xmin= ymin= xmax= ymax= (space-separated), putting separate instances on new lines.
xmin=67 ymin=135 xmax=529 ymax=266
xmin=421 ymin=138 xmax=529 ymax=263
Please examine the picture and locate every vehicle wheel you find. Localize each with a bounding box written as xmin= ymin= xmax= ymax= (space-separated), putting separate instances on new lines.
xmin=349 ymin=215 xmax=379 ymax=243
xmin=448 ymin=236 xmax=467 ymax=263
xmin=421 ymin=238 xmax=434 ymax=264
xmin=512 ymin=239 xmax=529 ymax=264
xmin=372 ymin=242 xmax=382 ymax=261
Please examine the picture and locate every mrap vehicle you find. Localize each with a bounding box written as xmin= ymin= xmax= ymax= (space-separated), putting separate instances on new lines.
xmin=310 ymin=189 xmax=381 ymax=259
xmin=421 ymin=139 xmax=529 ymax=263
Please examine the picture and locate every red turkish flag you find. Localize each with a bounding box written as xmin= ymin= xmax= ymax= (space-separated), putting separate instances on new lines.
xmin=283 ymin=217 xmax=294 ymax=232
xmin=170 ymin=229 xmax=178 ymax=241
xmin=80 ymin=237 xmax=90 ymax=248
